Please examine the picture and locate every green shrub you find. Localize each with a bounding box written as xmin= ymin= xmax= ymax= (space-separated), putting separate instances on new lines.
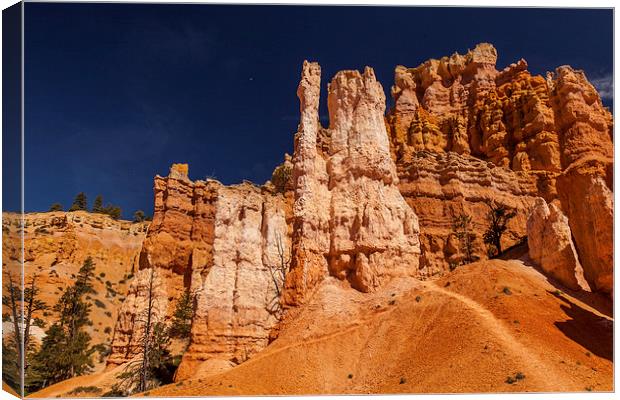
xmin=94 ymin=299 xmax=106 ymax=309
xmin=271 ymin=163 xmax=292 ymax=193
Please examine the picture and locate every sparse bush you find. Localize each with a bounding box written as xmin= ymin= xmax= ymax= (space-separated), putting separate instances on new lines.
xmin=505 ymin=372 xmax=525 ymax=384
xmin=68 ymin=386 xmax=102 ymax=395
xmin=271 ymin=163 xmax=292 ymax=193
xmin=104 ymin=311 xmax=112 ymax=317
xmin=502 ymin=287 xmax=512 ymax=295
xmin=48 ymin=203 xmax=64 ymax=212
xmin=99 ymin=272 xmax=106 ymax=278
xmin=104 ymin=327 xmax=112 ymax=334
xmin=133 ymin=210 xmax=146 ymax=223
xmin=415 ymin=296 xmax=422 ymax=303
xmin=94 ymin=299 xmax=106 ymax=309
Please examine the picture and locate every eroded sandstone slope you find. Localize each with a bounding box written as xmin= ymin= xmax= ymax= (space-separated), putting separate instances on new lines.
xmin=2 ymin=211 xmax=148 ymax=367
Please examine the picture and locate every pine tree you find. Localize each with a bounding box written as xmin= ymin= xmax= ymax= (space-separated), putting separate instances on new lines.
xmin=2 ymin=333 xmax=21 ymax=395
xmin=133 ymin=210 xmax=145 ymax=223
xmin=452 ymin=213 xmax=476 ymax=265
xmin=2 ymin=272 xmax=23 ymax=376
xmin=29 ymin=257 xmax=96 ymax=388
xmin=169 ymin=291 xmax=194 ymax=338
xmin=103 ymin=204 xmax=122 ymax=220
xmin=483 ymin=201 xmax=517 ymax=257
xmin=48 ymin=203 xmax=64 ymax=212
xmin=69 ymin=192 xmax=88 ymax=212
xmin=92 ymin=195 xmax=103 ymax=213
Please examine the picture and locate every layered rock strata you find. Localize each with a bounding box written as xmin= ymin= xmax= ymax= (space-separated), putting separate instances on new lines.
xmin=396 ymin=151 xmax=540 ymax=275
xmin=108 ymin=165 xmax=293 ymax=377
xmin=387 ymin=43 xmax=613 ymax=289
xmin=527 ymin=198 xmax=588 ymax=291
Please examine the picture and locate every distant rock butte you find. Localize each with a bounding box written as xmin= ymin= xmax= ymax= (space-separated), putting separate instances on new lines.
xmin=99 ymin=43 xmax=612 ymax=380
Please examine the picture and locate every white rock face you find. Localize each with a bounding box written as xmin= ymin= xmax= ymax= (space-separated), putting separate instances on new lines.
xmin=177 ymin=184 xmax=289 ymax=379
xmin=527 ymin=198 xmax=589 ymax=291
xmin=285 ymin=63 xmax=421 ymax=303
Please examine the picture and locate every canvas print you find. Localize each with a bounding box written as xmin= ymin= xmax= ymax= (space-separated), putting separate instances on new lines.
xmin=1 ymin=3 xmax=614 ymax=397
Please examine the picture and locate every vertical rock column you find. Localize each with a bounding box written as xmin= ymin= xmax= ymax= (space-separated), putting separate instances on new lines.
xmin=326 ymin=67 xmax=421 ymax=292
xmin=551 ymin=66 xmax=614 ymax=295
xmin=284 ymin=62 xmax=421 ymax=303
xmin=283 ymin=61 xmax=331 ymax=306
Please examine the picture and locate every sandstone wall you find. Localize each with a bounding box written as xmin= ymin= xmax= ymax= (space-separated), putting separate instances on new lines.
xmin=108 ymin=165 xmax=293 ymax=378
xmin=386 ymin=43 xmax=613 ymax=288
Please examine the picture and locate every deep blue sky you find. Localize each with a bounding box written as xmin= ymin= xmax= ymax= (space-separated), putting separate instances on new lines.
xmin=19 ymin=5 xmax=613 ymax=218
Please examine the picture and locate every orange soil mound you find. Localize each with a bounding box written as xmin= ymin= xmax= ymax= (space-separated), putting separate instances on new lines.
xmin=30 ymin=259 xmax=613 ymax=397
xmin=151 ymin=259 xmax=613 ymax=395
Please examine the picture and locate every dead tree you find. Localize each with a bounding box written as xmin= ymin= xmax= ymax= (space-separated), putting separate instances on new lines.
xmin=115 ymin=268 xmax=170 ymax=395
xmin=266 ymin=233 xmax=291 ymax=317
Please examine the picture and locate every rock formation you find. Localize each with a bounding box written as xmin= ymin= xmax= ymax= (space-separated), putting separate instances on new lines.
xmin=527 ymin=198 xmax=588 ymax=291
xmin=396 ymin=151 xmax=540 ymax=275
xmin=284 ymin=62 xmax=421 ymax=305
xmin=2 ymin=211 xmax=148 ymax=357
xmin=108 ymin=164 xmax=293 ymax=379
xmin=386 ymin=43 xmax=613 ymax=289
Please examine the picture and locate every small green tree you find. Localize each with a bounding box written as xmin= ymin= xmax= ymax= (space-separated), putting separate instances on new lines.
xmin=452 ymin=213 xmax=476 ymax=265
xmin=48 ymin=203 xmax=64 ymax=212
xmin=133 ymin=210 xmax=145 ymax=223
xmin=103 ymin=205 xmax=122 ymax=220
xmin=168 ymin=291 xmax=194 ymax=338
xmin=483 ymin=201 xmax=517 ymax=257
xmin=69 ymin=192 xmax=88 ymax=211
xmin=29 ymin=257 xmax=97 ymax=389
xmin=92 ymin=195 xmax=104 ymax=213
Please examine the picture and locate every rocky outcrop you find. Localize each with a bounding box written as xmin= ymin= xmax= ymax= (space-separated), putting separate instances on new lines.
xmin=177 ymin=183 xmax=290 ymax=379
xmin=526 ymin=198 xmax=588 ymax=291
xmin=108 ymin=165 xmax=293 ymax=378
xmin=556 ymin=162 xmax=613 ymax=295
xmin=386 ymin=43 xmax=611 ymax=174
xmin=112 ymin=62 xmax=424 ymax=372
xmin=107 ymin=45 xmax=613 ymax=381
xmin=387 ymin=43 xmax=613 ymax=293
xmin=549 ymin=66 xmax=614 ymax=296
xmin=284 ymin=63 xmax=421 ymax=305
xmin=2 ymin=211 xmax=148 ymax=356
xmin=396 ymin=151 xmax=540 ymax=275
